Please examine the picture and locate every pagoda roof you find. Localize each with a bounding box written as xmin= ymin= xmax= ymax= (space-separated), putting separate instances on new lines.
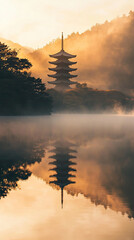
xmin=50 ymin=49 xmax=76 ymax=59
xmin=50 ymin=173 xmax=76 ymax=178
xmin=49 ymin=167 xmax=76 ymax=172
xmin=49 ymin=160 xmax=76 ymax=166
xmin=49 ymin=154 xmax=76 ymax=159
xmin=49 ymin=148 xmax=77 ymax=153
xmin=48 ymin=73 xmax=77 ymax=79
xmin=49 ymin=66 xmax=77 ymax=72
xmin=49 ymin=180 xmax=75 ymax=188
xmin=49 ymin=60 xmax=77 ymax=65
xmin=48 ymin=80 xmax=77 ymax=85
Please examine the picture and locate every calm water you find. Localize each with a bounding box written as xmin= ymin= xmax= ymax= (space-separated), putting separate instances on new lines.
xmin=0 ymin=114 xmax=134 ymax=240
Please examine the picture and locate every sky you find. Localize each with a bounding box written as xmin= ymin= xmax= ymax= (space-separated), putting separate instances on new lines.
xmin=0 ymin=0 xmax=134 ymax=48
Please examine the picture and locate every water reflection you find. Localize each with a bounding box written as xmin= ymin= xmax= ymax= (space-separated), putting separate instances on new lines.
xmin=0 ymin=134 xmax=45 ymax=198
xmin=49 ymin=141 xmax=77 ymax=208
xmin=30 ymin=115 xmax=134 ymax=219
xmin=0 ymin=115 xmax=134 ymax=221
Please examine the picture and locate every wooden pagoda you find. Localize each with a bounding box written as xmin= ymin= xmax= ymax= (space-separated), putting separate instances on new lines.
xmin=48 ymin=33 xmax=77 ymax=91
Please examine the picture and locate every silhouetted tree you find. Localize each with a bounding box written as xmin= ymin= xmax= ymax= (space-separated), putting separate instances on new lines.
xmin=0 ymin=43 xmax=32 ymax=72
xmin=47 ymin=86 xmax=133 ymax=113
xmin=0 ymin=42 xmax=52 ymax=115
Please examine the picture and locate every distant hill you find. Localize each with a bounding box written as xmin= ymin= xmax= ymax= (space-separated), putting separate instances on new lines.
xmin=1 ymin=11 xmax=134 ymax=96
xmin=0 ymin=37 xmax=33 ymax=58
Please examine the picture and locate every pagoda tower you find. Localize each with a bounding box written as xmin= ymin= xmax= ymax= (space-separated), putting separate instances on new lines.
xmin=48 ymin=33 xmax=77 ymax=91
xmin=48 ymin=141 xmax=77 ymax=208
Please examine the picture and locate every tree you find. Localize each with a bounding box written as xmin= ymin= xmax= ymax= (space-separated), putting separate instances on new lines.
xmin=0 ymin=42 xmax=52 ymax=115
xmin=0 ymin=42 xmax=32 ymax=72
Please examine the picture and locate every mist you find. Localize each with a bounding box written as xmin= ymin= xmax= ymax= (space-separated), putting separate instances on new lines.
xmin=25 ymin=11 xmax=134 ymax=96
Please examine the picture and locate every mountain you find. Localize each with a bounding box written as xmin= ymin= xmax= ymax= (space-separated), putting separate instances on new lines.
xmin=1 ymin=11 xmax=134 ymax=96
xmin=27 ymin=11 xmax=134 ymax=96
xmin=0 ymin=37 xmax=33 ymax=58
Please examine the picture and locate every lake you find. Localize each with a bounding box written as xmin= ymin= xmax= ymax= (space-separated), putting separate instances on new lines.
xmin=0 ymin=114 xmax=134 ymax=240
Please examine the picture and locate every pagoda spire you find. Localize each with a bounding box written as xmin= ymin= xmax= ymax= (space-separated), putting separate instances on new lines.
xmin=62 ymin=32 xmax=64 ymax=50
xmin=61 ymin=187 xmax=63 ymax=208
xmin=48 ymin=33 xmax=78 ymax=91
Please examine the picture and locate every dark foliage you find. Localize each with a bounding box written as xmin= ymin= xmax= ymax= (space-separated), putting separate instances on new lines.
xmin=0 ymin=135 xmax=45 ymax=198
xmin=47 ymin=83 xmax=134 ymax=113
xmin=0 ymin=42 xmax=52 ymax=115
xmin=0 ymin=42 xmax=32 ymax=72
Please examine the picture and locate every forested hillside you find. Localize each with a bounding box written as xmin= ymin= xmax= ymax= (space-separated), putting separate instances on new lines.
xmin=27 ymin=11 xmax=134 ymax=95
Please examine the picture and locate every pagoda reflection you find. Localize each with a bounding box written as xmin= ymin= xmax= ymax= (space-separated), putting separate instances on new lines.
xmin=49 ymin=141 xmax=77 ymax=208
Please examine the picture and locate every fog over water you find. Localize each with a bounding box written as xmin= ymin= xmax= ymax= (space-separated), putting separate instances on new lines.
xmin=0 ymin=114 xmax=134 ymax=240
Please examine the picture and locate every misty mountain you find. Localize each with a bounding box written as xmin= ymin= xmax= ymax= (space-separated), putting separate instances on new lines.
xmin=0 ymin=37 xmax=33 ymax=58
xmin=28 ymin=11 xmax=134 ymax=96
xmin=1 ymin=11 xmax=134 ymax=96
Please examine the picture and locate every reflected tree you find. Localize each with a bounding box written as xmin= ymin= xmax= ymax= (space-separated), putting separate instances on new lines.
xmin=0 ymin=136 xmax=45 ymax=198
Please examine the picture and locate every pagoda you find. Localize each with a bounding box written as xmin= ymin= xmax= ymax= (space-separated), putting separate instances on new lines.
xmin=48 ymin=33 xmax=77 ymax=91
xmin=49 ymin=141 xmax=77 ymax=208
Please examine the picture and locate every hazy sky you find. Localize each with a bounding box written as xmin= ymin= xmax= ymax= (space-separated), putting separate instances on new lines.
xmin=0 ymin=0 xmax=134 ymax=48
